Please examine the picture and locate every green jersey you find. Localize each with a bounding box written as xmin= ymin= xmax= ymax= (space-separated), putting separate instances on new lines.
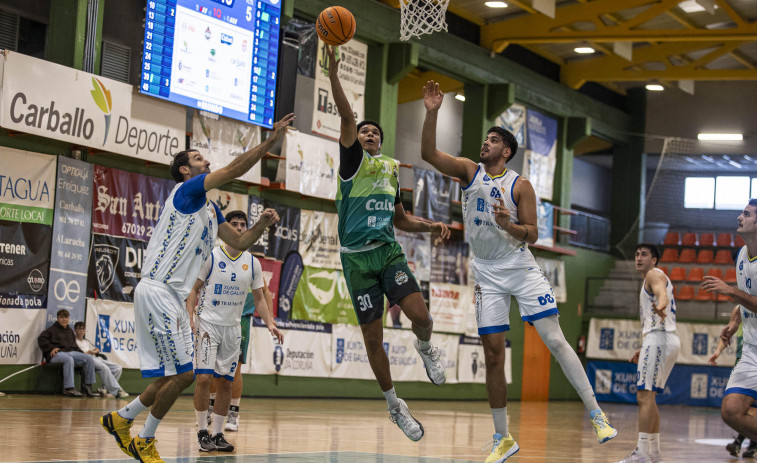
xmin=336 ymin=140 xmax=400 ymax=250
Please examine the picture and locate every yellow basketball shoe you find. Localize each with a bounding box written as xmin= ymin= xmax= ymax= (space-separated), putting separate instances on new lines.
xmin=485 ymin=433 xmax=519 ymax=463
xmin=100 ymin=411 xmax=135 ymax=457
xmin=128 ymin=436 xmax=164 ymax=463
xmin=591 ymin=410 xmax=618 ymax=443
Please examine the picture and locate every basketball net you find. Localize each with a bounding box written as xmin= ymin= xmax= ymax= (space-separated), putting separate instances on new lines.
xmin=400 ymin=0 xmax=449 ymax=41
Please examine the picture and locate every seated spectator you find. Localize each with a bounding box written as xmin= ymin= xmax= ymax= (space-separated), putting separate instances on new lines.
xmin=37 ymin=309 xmax=98 ymax=397
xmin=74 ymin=322 xmax=129 ymax=399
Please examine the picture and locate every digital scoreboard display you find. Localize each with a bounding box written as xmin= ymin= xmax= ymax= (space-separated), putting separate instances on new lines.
xmin=140 ymin=0 xmax=281 ymax=128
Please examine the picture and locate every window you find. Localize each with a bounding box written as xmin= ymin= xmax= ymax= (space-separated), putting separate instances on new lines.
xmin=685 ymin=176 xmax=757 ymax=210
xmin=684 ymin=177 xmax=714 ymax=209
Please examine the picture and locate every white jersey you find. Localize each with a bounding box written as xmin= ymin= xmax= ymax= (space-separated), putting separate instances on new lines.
xmin=640 ymin=268 xmax=677 ymax=335
xmin=142 ymin=176 xmax=223 ymax=301
xmin=736 ymin=246 xmax=757 ymax=345
xmin=197 ymin=246 xmax=263 ymax=326
xmin=462 ymin=164 xmax=536 ymax=266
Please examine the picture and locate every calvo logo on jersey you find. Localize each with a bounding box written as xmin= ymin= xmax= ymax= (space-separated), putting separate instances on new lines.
xmin=94 ymin=244 xmax=119 ymax=292
xmin=365 ymin=198 xmax=394 ymax=211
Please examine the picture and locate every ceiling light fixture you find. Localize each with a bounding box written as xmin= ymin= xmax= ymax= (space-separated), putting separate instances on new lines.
xmin=646 ymin=84 xmax=664 ymax=91
xmin=574 ymin=47 xmax=595 ymax=54
xmin=697 ymin=133 xmax=743 ymax=141
xmin=455 ymin=93 xmax=466 ymax=102
xmin=485 ymin=1 xmax=508 ymax=7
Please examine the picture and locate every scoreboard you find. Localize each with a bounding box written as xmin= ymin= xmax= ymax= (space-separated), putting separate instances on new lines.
xmin=140 ymin=0 xmax=281 ymax=128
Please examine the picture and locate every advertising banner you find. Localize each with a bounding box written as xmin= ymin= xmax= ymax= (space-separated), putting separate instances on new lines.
xmin=395 ymin=230 xmax=431 ymax=282
xmin=47 ymin=157 xmax=93 ymax=325
xmin=534 ymin=256 xmax=566 ymax=303
xmin=0 ymin=146 xmax=56 ymax=226
xmin=245 ymin=318 xmax=332 ymax=377
xmin=494 ymin=103 xmax=527 ymax=148
xmin=277 ymin=251 xmax=304 ymax=322
xmin=207 ymin=189 xmax=248 ymax=219
xmin=299 ymin=210 xmax=341 ymax=270
xmin=429 ymin=283 xmax=475 ymax=335
xmin=430 ymin=239 xmax=469 ymax=285
xmin=588 ymin=360 xmax=731 ymax=407
xmin=381 ymin=328 xmax=459 ymax=383
xmin=191 ymin=111 xmax=262 ymax=184
xmin=85 ymin=298 xmax=139 ymax=369
xmin=92 ymin=165 xmax=175 ymax=241
xmin=247 ymin=195 xmax=268 ymax=255
xmin=586 ymin=318 xmax=736 ymax=366
xmin=457 ymin=335 xmax=512 ymax=384
xmin=331 ymin=324 xmax=374 ymax=380
xmin=277 ymin=129 xmax=339 ymax=200
xmin=0 ymin=307 xmax=46 ymax=364
xmin=523 ymin=109 xmax=557 ymax=200
xmin=535 ymin=199 xmax=554 ymax=248
xmin=0 ymin=52 xmax=184 ymax=163
xmin=259 ymin=257 xmax=282 ymax=317
xmin=0 ymin=221 xmax=52 ymax=297
xmin=292 ymin=266 xmax=357 ymax=325
xmin=267 ymin=203 xmax=301 ymax=261
xmin=413 ymin=168 xmax=453 ymax=224
xmin=87 ymin=234 xmax=147 ymax=302
xmin=312 ymin=39 xmax=366 ymax=140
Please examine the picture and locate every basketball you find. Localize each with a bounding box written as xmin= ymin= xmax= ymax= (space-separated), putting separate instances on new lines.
xmin=316 ymin=6 xmax=356 ymax=46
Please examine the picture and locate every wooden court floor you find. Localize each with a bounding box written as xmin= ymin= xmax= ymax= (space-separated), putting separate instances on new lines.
xmin=0 ymin=394 xmax=747 ymax=462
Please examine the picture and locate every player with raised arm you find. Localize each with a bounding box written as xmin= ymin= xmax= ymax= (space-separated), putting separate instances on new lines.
xmin=99 ymin=113 xmax=293 ymax=463
xmin=187 ymin=210 xmax=282 ymax=453
xmin=420 ymin=81 xmax=616 ymax=462
xmin=327 ymin=46 xmax=450 ymax=442
xmin=702 ymin=199 xmax=757 ymax=449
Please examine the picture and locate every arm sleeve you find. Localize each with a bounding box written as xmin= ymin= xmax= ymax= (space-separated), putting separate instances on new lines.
xmin=198 ymin=252 xmax=214 ymax=282
xmin=251 ymin=256 xmax=264 ymax=290
xmin=339 ymin=139 xmax=364 ymax=179
xmin=173 ymin=174 xmax=208 ymax=214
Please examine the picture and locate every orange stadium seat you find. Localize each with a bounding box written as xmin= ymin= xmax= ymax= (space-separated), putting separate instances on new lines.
xmin=660 ymin=248 xmax=679 ymax=263
xmin=696 ymin=249 xmax=714 ymax=264
xmin=717 ymin=233 xmax=733 ymax=247
xmin=663 ymin=232 xmax=680 ymax=245
xmin=678 ymin=248 xmax=696 ymax=263
xmin=695 ymin=287 xmax=713 ymax=301
xmin=736 ymin=235 xmax=746 ymax=247
xmin=714 ymin=249 xmax=734 ymax=265
xmin=724 ymin=268 xmax=737 ymax=283
xmin=668 ymin=267 xmax=686 ymax=281
xmin=717 ymin=293 xmax=731 ymax=302
xmin=681 ymin=233 xmax=697 ymax=246
xmin=659 ymin=266 xmax=669 ymax=276
xmin=707 ymin=268 xmax=723 ymax=279
xmin=699 ymin=233 xmax=715 ymax=247
xmin=686 ymin=267 xmax=704 ymax=282
xmin=676 ymin=285 xmax=694 ymax=301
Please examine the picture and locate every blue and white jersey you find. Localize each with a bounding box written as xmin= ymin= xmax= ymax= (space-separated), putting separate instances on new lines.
xmin=736 ymin=246 xmax=757 ymax=346
xmin=142 ymin=174 xmax=225 ymax=301
xmin=640 ymin=268 xmax=677 ymax=335
xmin=462 ymin=164 xmax=536 ymax=266
xmin=197 ymin=246 xmax=264 ymax=326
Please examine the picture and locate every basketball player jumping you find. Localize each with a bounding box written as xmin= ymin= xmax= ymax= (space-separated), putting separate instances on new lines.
xmin=420 ymin=81 xmax=616 ymax=463
xmin=99 ymin=113 xmax=293 ymax=463
xmin=327 ymin=45 xmax=450 ymax=442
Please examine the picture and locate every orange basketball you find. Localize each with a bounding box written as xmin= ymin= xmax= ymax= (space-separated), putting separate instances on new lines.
xmin=316 ymin=6 xmax=356 ymax=46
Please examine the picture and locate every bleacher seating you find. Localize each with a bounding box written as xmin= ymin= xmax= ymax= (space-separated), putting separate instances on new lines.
xmin=714 ymin=249 xmax=734 ymax=265
xmin=659 ymin=266 xmax=669 ymax=276
xmin=681 ymin=233 xmax=697 ymax=246
xmin=676 ymin=285 xmax=694 ymax=301
xmin=706 ymin=268 xmax=723 ymax=279
xmin=736 ymin=235 xmax=746 ymax=247
xmin=663 ymin=232 xmax=680 ymax=245
xmin=686 ymin=267 xmax=704 ymax=282
xmin=724 ymin=268 xmax=737 ymax=283
xmin=699 ymin=233 xmax=715 ymax=246
xmin=695 ymin=287 xmax=713 ymax=301
xmin=669 ymin=267 xmax=686 ymax=281
xmin=696 ymin=249 xmax=714 ymax=264
xmin=716 ymin=293 xmax=731 ymax=302
xmin=679 ymin=248 xmax=696 ymax=263
xmin=660 ymin=248 xmax=679 ymax=263
xmin=717 ymin=233 xmax=733 ymax=247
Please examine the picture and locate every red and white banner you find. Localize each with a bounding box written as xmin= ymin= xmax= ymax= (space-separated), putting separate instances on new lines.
xmin=429 ymin=282 xmax=476 ymax=335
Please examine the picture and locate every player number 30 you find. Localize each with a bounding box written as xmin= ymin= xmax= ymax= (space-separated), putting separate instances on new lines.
xmin=357 ymin=294 xmax=373 ymax=311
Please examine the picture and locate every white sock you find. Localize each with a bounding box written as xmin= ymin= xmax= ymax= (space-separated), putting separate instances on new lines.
xmin=650 ymin=433 xmax=660 ymax=455
xmin=212 ymin=413 xmax=226 ymax=436
xmin=118 ymin=397 xmax=148 ymax=420
xmin=230 ymin=398 xmax=241 ymax=407
xmin=139 ymin=412 xmax=161 ymax=439
xmin=417 ymin=339 xmax=431 ymax=351
xmin=383 ymin=387 xmax=401 ymax=410
xmin=196 ymin=410 xmax=208 ymax=431
xmin=491 ymin=407 xmax=508 ymax=436
xmin=637 ymin=432 xmax=651 ymax=455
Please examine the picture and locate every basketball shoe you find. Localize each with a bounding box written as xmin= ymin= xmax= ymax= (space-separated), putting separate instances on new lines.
xmin=212 ymin=433 xmax=235 ymax=452
xmin=414 ymin=339 xmax=446 ymax=385
xmin=485 ymin=433 xmax=519 ymax=463
xmin=615 ymin=448 xmax=652 ymax=463
xmin=225 ymin=410 xmax=239 ymax=431
xmin=744 ymin=441 xmax=757 ymax=458
xmin=389 ymin=399 xmax=424 ymax=441
xmin=100 ymin=411 xmax=135 ymax=457
xmin=591 ymin=410 xmax=618 ymax=443
xmin=128 ymin=436 xmax=163 ymax=463
xmin=197 ymin=430 xmax=216 ymax=452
